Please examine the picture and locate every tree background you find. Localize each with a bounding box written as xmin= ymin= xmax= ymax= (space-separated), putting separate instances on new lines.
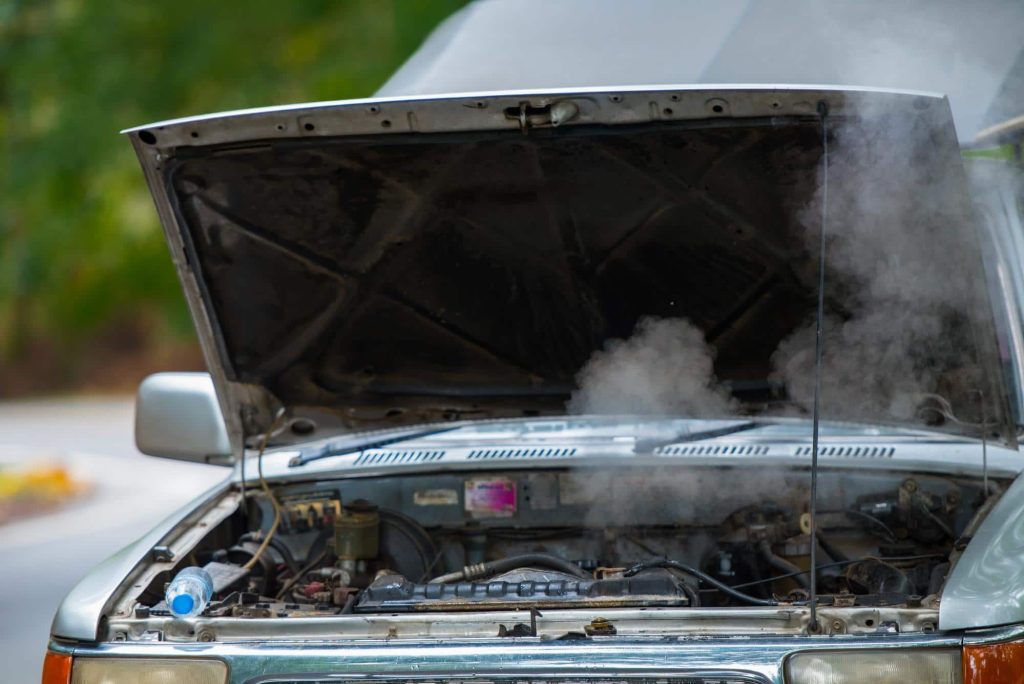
xmin=0 ymin=0 xmax=465 ymax=396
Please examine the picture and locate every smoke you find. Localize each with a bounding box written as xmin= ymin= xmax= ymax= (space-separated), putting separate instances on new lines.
xmin=567 ymin=317 xmax=735 ymax=417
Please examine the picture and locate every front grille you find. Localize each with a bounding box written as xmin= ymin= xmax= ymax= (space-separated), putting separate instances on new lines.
xmin=251 ymin=675 xmax=765 ymax=679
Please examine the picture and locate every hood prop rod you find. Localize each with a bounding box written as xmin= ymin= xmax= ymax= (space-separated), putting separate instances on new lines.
xmin=808 ymin=100 xmax=830 ymax=633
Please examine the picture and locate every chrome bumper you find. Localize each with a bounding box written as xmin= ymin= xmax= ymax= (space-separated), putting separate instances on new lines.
xmin=49 ymin=628 xmax=996 ymax=684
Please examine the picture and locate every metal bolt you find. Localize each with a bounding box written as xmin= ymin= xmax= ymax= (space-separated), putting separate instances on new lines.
xmin=197 ymin=630 xmax=215 ymax=642
xmin=584 ymin=616 xmax=617 ymax=636
xmin=831 ymin=619 xmax=844 ymax=633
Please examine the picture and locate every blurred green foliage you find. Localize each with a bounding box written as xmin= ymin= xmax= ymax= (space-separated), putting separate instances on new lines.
xmin=0 ymin=0 xmax=464 ymax=389
xmin=963 ymin=144 xmax=1023 ymax=162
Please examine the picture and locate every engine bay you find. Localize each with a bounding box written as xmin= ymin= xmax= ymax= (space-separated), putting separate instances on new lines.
xmin=132 ymin=466 xmax=993 ymax=624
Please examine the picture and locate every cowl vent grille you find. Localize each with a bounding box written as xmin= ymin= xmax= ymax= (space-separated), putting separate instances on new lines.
xmin=467 ymin=447 xmax=578 ymax=460
xmin=793 ymin=445 xmax=895 ymax=458
xmin=656 ymin=444 xmax=770 ymax=456
xmin=353 ymin=450 xmax=446 ymax=466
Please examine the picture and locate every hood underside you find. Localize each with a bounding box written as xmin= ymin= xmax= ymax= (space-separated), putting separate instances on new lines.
xmin=127 ymin=87 xmax=1014 ymax=455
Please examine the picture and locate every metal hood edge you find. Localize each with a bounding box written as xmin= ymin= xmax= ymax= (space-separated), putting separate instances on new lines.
xmin=125 ymin=85 xmax=1014 ymax=461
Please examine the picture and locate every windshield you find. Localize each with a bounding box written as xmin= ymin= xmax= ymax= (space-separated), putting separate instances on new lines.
xmin=163 ymin=99 xmax=1011 ymax=442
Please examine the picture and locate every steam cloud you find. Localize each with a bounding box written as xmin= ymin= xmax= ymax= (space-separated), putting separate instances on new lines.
xmin=569 ymin=105 xmax=999 ymax=425
xmin=770 ymin=108 xmax=992 ymax=423
xmin=559 ymin=466 xmax=796 ymax=529
xmin=567 ymin=317 xmax=734 ymax=417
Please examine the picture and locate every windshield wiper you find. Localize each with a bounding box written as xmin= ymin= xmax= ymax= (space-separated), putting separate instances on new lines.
xmin=633 ymin=420 xmax=760 ymax=454
xmin=293 ymin=418 xmax=762 ymax=466
xmin=288 ymin=423 xmax=464 ymax=467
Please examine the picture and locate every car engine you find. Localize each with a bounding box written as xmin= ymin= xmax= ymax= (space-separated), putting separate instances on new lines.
xmin=134 ymin=466 xmax=991 ymax=620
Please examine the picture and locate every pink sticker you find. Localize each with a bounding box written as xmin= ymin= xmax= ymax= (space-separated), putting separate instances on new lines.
xmin=465 ymin=478 xmax=517 ymax=517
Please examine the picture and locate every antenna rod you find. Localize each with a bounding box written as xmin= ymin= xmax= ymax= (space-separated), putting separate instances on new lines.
xmin=983 ymin=426 xmax=989 ymax=495
xmin=808 ymin=100 xmax=830 ymax=633
xmin=980 ymin=391 xmax=989 ymax=495
xmin=970 ymin=389 xmax=990 ymax=496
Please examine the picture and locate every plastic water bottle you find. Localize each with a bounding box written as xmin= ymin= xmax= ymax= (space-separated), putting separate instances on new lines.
xmin=165 ymin=566 xmax=214 ymax=618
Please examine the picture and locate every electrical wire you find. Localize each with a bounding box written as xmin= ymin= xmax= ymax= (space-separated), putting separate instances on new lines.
xmin=275 ymin=549 xmax=328 ymax=600
xmin=242 ymin=410 xmax=286 ymax=572
xmin=239 ymin=532 xmax=299 ymax=574
xmin=418 ymin=547 xmax=446 ymax=584
xmin=623 ymin=535 xmax=666 ymax=557
xmin=819 ymin=509 xmax=898 ymax=543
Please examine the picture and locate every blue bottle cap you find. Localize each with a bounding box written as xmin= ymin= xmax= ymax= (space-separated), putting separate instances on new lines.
xmin=171 ymin=593 xmax=195 ymax=616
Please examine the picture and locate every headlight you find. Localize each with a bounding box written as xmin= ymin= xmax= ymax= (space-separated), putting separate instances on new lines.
xmin=71 ymin=657 xmax=227 ymax=684
xmin=786 ymin=649 xmax=961 ymax=684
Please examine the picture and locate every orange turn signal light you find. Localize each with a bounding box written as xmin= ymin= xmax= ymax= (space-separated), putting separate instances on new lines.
xmin=41 ymin=651 xmax=72 ymax=684
xmin=963 ymin=641 xmax=1024 ymax=683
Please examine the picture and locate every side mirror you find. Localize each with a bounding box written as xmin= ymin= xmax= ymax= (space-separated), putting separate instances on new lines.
xmin=135 ymin=372 xmax=232 ymax=464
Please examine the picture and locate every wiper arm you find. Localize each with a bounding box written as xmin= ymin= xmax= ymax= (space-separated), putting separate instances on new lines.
xmin=293 ymin=419 xmax=761 ymax=466
xmin=633 ymin=420 xmax=760 ymax=454
xmin=289 ymin=424 xmax=463 ymax=467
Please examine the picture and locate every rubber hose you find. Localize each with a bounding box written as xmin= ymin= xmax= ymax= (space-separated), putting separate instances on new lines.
xmin=680 ymin=580 xmax=700 ymax=607
xmin=815 ymin=532 xmax=849 ymax=564
xmin=661 ymin=570 xmax=700 ymax=607
xmin=757 ymin=540 xmax=810 ymax=589
xmin=430 ymin=553 xmax=589 ymax=583
xmin=623 ymin=558 xmax=786 ymax=606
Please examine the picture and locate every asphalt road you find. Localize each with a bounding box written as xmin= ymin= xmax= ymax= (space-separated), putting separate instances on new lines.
xmin=0 ymin=396 xmax=227 ymax=683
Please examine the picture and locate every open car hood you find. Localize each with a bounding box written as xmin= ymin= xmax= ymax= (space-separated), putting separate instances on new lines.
xmin=126 ymin=86 xmax=1015 ymax=459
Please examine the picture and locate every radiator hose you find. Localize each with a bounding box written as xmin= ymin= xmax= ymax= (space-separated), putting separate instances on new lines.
xmin=429 ymin=553 xmax=590 ymax=583
xmin=757 ymin=540 xmax=810 ymax=589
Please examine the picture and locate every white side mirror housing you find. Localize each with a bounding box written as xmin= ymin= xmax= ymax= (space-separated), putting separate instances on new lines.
xmin=135 ymin=372 xmax=232 ymax=464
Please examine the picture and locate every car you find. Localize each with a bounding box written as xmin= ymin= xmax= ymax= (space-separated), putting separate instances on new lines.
xmin=41 ymin=83 xmax=1024 ymax=684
